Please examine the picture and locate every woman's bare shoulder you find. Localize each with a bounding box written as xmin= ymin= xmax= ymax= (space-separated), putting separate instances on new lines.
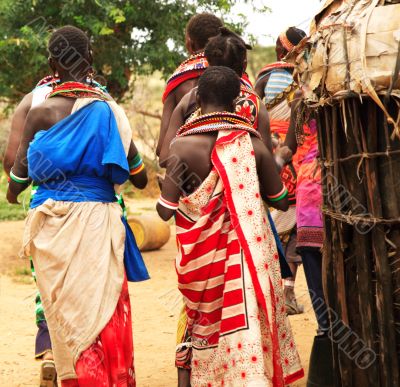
xmin=26 ymin=97 xmax=75 ymax=132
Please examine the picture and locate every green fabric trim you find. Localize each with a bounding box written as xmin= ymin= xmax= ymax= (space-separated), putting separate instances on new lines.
xmin=115 ymin=193 xmax=127 ymax=219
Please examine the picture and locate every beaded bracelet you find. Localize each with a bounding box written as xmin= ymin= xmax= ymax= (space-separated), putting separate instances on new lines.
xmin=130 ymin=163 xmax=145 ymax=176
xmin=129 ymin=153 xmax=142 ymax=169
xmin=10 ymin=170 xmax=30 ymax=184
xmin=267 ymin=186 xmax=288 ymax=202
xmin=158 ymin=195 xmax=179 ymax=210
xmin=129 ymin=153 xmax=144 ymax=175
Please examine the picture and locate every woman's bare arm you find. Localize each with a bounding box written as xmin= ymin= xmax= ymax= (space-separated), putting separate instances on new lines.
xmin=127 ymin=141 xmax=148 ymax=189
xmin=159 ymin=91 xmax=192 ymax=167
xmin=156 ymin=140 xmax=185 ymax=221
xmin=157 ymin=92 xmax=176 ymax=157
xmin=254 ymin=75 xmax=269 ymax=100
xmin=7 ymin=107 xmax=43 ymax=203
xmin=252 ymin=137 xmax=289 ymax=211
xmin=157 ymin=79 xmax=197 ymax=157
xmin=3 ymin=93 xmax=32 ymax=175
xmin=284 ymin=91 xmax=303 ymax=155
xmin=257 ymin=102 xmax=273 ymax=152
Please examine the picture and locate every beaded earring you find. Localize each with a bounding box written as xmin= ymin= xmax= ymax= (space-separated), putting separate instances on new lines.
xmin=52 ymin=71 xmax=59 ymax=89
xmin=87 ymin=68 xmax=95 ymax=85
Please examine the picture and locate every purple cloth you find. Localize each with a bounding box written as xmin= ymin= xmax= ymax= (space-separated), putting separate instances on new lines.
xmin=35 ymin=320 xmax=52 ymax=358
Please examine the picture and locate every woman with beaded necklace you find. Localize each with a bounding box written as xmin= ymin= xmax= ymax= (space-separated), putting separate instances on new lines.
xmin=157 ymin=66 xmax=303 ymax=387
xmin=7 ymin=26 xmax=147 ymax=386
xmin=4 ymin=72 xmax=111 ymax=387
xmin=158 ymin=27 xmax=295 ymax=167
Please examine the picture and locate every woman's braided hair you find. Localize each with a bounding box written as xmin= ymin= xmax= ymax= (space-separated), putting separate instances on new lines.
xmin=186 ymin=13 xmax=223 ymax=50
xmin=204 ymin=27 xmax=248 ymax=76
xmin=198 ymin=66 xmax=240 ymax=107
xmin=48 ymin=25 xmax=91 ymax=68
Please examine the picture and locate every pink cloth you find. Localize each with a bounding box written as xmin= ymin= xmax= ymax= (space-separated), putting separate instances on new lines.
xmin=296 ymin=120 xmax=324 ymax=249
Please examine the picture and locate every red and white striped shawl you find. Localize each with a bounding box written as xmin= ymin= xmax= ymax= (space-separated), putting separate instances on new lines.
xmin=175 ymin=121 xmax=303 ymax=385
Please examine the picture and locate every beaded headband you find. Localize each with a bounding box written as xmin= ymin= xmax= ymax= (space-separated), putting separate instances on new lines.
xmin=279 ymin=30 xmax=295 ymax=52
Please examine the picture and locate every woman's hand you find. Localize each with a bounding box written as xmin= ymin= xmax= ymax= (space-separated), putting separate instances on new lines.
xmin=6 ymin=181 xmax=29 ymax=204
xmin=274 ymin=144 xmax=293 ymax=172
xmin=275 ymin=144 xmax=293 ymax=164
xmin=6 ymin=188 xmax=19 ymax=204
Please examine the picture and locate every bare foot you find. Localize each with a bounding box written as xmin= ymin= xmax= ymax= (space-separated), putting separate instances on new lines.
xmin=43 ymin=351 xmax=54 ymax=361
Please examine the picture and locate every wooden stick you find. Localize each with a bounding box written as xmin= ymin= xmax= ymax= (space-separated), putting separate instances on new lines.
xmin=354 ymin=97 xmax=398 ymax=387
xmin=349 ymin=99 xmax=379 ymax=385
xmin=331 ymin=104 xmax=350 ymax=324
xmin=319 ymin=106 xmax=342 ymax=385
xmin=376 ymin=96 xmax=400 ymax=381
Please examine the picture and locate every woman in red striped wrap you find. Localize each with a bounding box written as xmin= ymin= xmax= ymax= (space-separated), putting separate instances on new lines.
xmin=157 ymin=66 xmax=303 ymax=387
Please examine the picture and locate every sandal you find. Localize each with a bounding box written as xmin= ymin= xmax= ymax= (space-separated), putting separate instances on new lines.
xmin=285 ymin=299 xmax=305 ymax=315
xmin=40 ymin=360 xmax=58 ymax=387
xmin=284 ymin=286 xmax=304 ymax=315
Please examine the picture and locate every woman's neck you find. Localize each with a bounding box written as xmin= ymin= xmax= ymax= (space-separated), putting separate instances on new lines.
xmin=201 ymin=104 xmax=233 ymax=115
xmin=58 ymin=74 xmax=87 ymax=84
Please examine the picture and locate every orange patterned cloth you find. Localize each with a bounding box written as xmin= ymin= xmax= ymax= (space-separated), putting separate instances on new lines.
xmin=270 ymin=120 xmax=311 ymax=206
xmin=271 ymin=120 xmax=297 ymax=206
xmin=175 ymin=122 xmax=303 ymax=385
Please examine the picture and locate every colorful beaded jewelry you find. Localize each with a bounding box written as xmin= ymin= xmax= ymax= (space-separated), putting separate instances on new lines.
xmin=130 ymin=164 xmax=145 ymax=176
xmin=177 ymin=111 xmax=260 ymax=139
xmin=158 ymin=196 xmax=179 ymax=210
xmin=176 ymin=52 xmax=206 ymax=69
xmin=267 ymin=186 xmax=288 ymax=202
xmin=10 ymin=170 xmax=30 ymax=184
xmin=279 ymin=30 xmax=295 ymax=52
xmin=129 ymin=154 xmax=144 ymax=175
xmin=49 ymin=81 xmax=110 ymax=100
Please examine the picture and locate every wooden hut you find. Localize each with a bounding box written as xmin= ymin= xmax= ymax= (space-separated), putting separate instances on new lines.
xmin=292 ymin=1 xmax=400 ymax=385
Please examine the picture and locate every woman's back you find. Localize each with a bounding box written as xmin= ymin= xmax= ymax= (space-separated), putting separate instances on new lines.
xmin=28 ymin=99 xmax=130 ymax=208
xmin=168 ymin=129 xmax=287 ymax=213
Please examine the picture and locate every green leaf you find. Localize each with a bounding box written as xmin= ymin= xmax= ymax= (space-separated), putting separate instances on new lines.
xmin=99 ymin=26 xmax=114 ymax=35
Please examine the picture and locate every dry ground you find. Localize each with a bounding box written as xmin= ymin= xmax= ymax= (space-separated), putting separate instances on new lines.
xmin=0 ymin=200 xmax=316 ymax=386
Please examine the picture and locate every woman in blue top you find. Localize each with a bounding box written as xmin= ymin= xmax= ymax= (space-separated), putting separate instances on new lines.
xmin=7 ymin=26 xmax=146 ymax=386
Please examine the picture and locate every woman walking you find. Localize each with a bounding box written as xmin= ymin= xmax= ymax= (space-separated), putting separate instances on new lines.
xmin=7 ymin=26 xmax=147 ymax=386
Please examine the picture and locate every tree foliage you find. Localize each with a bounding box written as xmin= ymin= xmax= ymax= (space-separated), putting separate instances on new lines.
xmin=0 ymin=0 xmax=265 ymax=105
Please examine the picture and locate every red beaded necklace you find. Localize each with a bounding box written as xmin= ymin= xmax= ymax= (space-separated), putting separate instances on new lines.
xmin=48 ymin=81 xmax=109 ymax=100
xmin=177 ymin=111 xmax=260 ymax=138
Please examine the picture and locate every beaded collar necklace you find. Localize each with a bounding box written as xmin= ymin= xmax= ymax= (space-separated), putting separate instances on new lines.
xmin=177 ymin=111 xmax=260 ymax=138
xmin=239 ymin=80 xmax=258 ymax=99
xmin=48 ymin=81 xmax=110 ymax=100
xmin=179 ymin=51 xmax=206 ymax=67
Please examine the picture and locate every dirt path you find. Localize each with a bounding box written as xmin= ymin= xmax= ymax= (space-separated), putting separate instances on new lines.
xmin=0 ymin=203 xmax=316 ymax=386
